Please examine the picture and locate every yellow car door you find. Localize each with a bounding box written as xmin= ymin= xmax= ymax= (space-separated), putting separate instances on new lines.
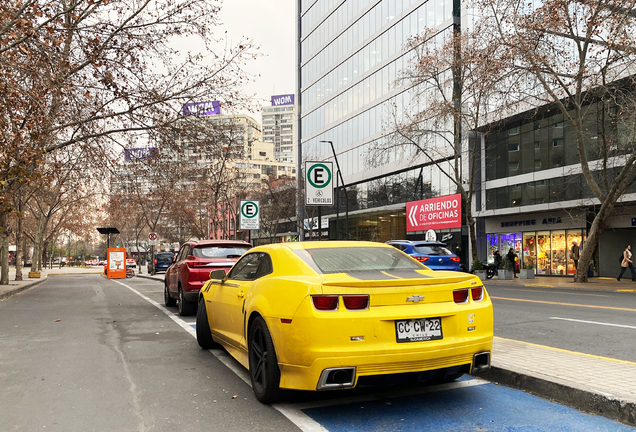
xmin=211 ymin=252 xmax=272 ymax=349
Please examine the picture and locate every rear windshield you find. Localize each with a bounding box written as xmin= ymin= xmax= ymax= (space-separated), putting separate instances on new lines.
xmin=413 ymin=245 xmax=453 ymax=255
xmin=294 ymin=247 xmax=424 ymax=274
xmin=193 ymin=246 xmax=250 ymax=259
xmin=156 ymin=253 xmax=173 ymax=260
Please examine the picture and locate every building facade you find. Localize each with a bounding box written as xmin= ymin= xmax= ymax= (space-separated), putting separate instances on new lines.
xmin=297 ymin=0 xmax=636 ymax=276
xmin=297 ymin=0 xmax=464 ymax=257
xmin=262 ymin=95 xmax=296 ymax=163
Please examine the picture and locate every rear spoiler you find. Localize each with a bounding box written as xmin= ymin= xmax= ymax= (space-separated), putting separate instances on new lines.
xmin=321 ymin=274 xmax=477 ymax=288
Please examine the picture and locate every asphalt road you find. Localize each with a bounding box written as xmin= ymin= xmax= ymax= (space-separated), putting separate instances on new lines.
xmin=0 ymin=275 xmax=634 ymax=432
xmin=487 ymin=284 xmax=636 ymax=362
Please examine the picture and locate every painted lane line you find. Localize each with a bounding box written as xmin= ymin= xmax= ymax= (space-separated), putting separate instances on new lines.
xmin=495 ymin=336 xmax=636 ymax=366
xmin=112 ymin=280 xmax=326 ymax=432
xmin=491 ymin=296 xmax=636 ymax=312
xmin=550 ymin=316 xmax=636 ymax=330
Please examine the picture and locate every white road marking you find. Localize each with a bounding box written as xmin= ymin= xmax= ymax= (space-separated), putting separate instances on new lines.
xmin=550 ymin=316 xmax=636 ymax=330
xmin=113 ymin=279 xmax=479 ymax=432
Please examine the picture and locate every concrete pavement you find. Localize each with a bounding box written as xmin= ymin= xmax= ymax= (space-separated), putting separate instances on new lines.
xmin=2 ymin=269 xmax=635 ymax=426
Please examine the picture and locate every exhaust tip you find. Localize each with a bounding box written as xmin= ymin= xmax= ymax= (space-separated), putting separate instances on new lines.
xmin=317 ymin=367 xmax=356 ymax=390
xmin=472 ymin=351 xmax=491 ymax=373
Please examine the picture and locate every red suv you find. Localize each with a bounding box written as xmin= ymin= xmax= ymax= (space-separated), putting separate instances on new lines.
xmin=165 ymin=240 xmax=251 ymax=315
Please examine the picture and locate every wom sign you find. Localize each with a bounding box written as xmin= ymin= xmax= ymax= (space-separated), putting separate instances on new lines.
xmin=407 ymin=194 xmax=462 ymax=232
xmin=271 ymin=94 xmax=294 ymax=106
xmin=182 ymin=101 xmax=221 ymax=116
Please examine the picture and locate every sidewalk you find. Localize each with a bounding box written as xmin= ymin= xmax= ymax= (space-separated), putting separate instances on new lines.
xmin=2 ymin=268 xmax=635 ymax=425
xmin=0 ymin=265 xmax=104 ymax=300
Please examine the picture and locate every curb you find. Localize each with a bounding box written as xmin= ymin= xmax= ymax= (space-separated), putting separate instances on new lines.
xmin=475 ymin=366 xmax=636 ymax=427
xmin=0 ymin=276 xmax=48 ymax=301
xmin=136 ymin=274 xmax=163 ymax=283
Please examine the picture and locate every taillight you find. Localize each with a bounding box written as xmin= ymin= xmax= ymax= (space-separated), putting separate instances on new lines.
xmin=187 ymin=261 xmax=208 ymax=268
xmin=453 ymin=289 xmax=469 ymax=304
xmin=471 ymin=287 xmax=484 ymax=301
xmin=415 ymin=256 xmax=429 ymax=262
xmin=450 ymin=256 xmax=460 ymax=262
xmin=342 ymin=295 xmax=369 ymax=310
xmin=312 ymin=295 xmax=339 ymax=311
xmin=154 ymin=259 xmax=157 ymax=264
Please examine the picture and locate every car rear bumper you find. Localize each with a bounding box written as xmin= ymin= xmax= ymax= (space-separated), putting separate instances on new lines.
xmin=276 ymin=338 xmax=492 ymax=391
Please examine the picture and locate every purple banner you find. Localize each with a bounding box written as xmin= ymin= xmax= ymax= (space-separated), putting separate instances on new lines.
xmin=182 ymin=101 xmax=222 ymax=116
xmin=124 ymin=148 xmax=157 ymax=162
xmin=271 ymin=94 xmax=295 ymax=106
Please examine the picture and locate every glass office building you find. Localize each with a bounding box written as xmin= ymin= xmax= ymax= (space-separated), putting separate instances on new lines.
xmin=298 ymin=0 xmax=458 ymax=243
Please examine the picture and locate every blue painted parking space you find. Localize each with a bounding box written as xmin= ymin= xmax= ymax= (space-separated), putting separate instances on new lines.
xmin=301 ymin=377 xmax=633 ymax=432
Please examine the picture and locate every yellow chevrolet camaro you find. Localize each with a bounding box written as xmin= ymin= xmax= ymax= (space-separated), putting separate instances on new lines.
xmin=196 ymin=241 xmax=493 ymax=403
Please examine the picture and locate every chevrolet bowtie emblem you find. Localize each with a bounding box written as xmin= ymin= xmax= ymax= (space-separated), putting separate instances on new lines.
xmin=407 ymin=295 xmax=425 ymax=303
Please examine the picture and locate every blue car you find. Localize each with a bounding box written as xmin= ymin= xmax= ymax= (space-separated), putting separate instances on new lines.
xmin=152 ymin=252 xmax=175 ymax=273
xmin=386 ymin=240 xmax=461 ymax=271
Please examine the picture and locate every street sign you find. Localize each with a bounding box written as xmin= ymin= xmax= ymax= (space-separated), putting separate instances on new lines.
xmin=148 ymin=232 xmax=158 ymax=246
xmin=240 ymin=200 xmax=260 ymax=230
xmin=305 ymin=161 xmax=333 ymax=206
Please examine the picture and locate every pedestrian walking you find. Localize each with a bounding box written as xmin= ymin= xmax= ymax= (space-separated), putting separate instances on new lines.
xmin=617 ymin=245 xmax=636 ymax=281
xmin=571 ymin=240 xmax=580 ymax=270
xmin=507 ymin=248 xmax=519 ymax=278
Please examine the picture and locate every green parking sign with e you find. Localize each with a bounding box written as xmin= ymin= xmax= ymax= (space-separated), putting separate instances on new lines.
xmin=240 ymin=200 xmax=260 ymax=229
xmin=305 ymin=161 xmax=333 ymax=206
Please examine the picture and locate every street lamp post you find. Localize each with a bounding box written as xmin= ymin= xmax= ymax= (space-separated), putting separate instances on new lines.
xmin=319 ymin=141 xmax=349 ymax=240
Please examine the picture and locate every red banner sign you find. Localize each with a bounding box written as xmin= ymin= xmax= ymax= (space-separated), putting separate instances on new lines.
xmin=407 ymin=194 xmax=462 ymax=232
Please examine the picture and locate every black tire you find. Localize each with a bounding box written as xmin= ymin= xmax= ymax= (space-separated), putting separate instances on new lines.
xmin=248 ymin=316 xmax=281 ymax=404
xmin=164 ymin=280 xmax=176 ymax=307
xmin=486 ymin=268 xmax=494 ymax=280
xmin=177 ymin=285 xmax=196 ymax=316
xmin=196 ymin=297 xmax=219 ymax=349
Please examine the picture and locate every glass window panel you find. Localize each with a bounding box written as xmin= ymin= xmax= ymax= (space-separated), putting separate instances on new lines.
xmin=536 ymin=232 xmax=551 ymax=275
xmin=551 ymin=230 xmax=567 ymax=275
xmin=566 ymin=230 xmax=582 ymax=275
xmin=522 ymin=232 xmax=537 ymax=270
xmin=487 ymin=234 xmax=499 ymax=264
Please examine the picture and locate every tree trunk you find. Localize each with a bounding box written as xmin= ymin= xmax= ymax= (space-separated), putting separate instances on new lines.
xmin=574 ymin=202 xmax=616 ymax=282
xmin=15 ymin=211 xmax=23 ymax=281
xmin=31 ymin=217 xmax=47 ymax=272
xmin=0 ymin=211 xmax=9 ymax=285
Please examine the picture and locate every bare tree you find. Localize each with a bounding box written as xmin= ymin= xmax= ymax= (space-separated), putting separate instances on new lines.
xmin=480 ymin=0 xmax=636 ymax=281
xmin=371 ymin=27 xmax=514 ymax=263
xmin=0 ymin=0 xmax=258 ymax=283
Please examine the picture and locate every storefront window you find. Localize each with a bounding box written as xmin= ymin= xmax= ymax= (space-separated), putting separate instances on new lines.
xmin=566 ymin=230 xmax=583 ymax=275
xmin=487 ymin=234 xmax=499 ymax=264
xmin=522 ymin=232 xmax=537 ymax=269
xmin=536 ymin=231 xmax=551 ymax=275
xmin=500 ymin=233 xmax=522 ymax=267
xmin=551 ymin=230 xmax=567 ymax=275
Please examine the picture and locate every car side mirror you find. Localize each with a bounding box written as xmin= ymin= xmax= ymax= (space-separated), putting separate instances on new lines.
xmin=209 ymin=269 xmax=227 ymax=280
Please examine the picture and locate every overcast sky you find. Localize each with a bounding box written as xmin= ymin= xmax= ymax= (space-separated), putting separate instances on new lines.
xmin=217 ymin=0 xmax=296 ymax=116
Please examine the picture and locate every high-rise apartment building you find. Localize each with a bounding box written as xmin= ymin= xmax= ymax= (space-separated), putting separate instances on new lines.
xmin=262 ymin=94 xmax=296 ymax=163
